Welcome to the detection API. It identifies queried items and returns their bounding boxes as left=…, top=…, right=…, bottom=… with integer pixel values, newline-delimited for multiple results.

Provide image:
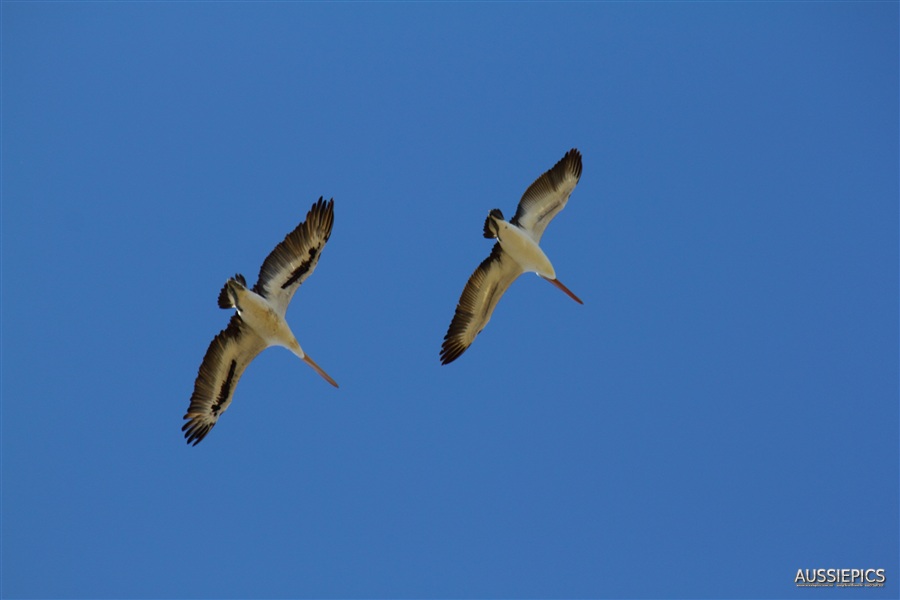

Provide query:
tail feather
left=217, top=274, right=246, bottom=309
left=483, top=209, right=504, bottom=239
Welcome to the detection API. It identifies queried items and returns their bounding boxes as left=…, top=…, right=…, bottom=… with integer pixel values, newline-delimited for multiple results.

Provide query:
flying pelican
left=183, top=197, right=338, bottom=445
left=440, top=148, right=584, bottom=365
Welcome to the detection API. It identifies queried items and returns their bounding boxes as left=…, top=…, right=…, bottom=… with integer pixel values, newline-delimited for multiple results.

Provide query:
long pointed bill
left=541, top=275, right=584, bottom=305
left=303, top=354, right=339, bottom=388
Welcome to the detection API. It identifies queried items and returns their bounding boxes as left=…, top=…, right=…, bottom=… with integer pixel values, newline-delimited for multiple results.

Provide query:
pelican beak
left=303, top=354, right=339, bottom=388
left=541, top=275, right=584, bottom=305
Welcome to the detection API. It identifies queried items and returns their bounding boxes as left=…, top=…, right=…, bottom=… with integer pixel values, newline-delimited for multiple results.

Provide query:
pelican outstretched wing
left=253, top=197, right=335, bottom=316
left=182, top=316, right=266, bottom=445
left=440, top=244, right=524, bottom=365
left=510, top=148, right=582, bottom=242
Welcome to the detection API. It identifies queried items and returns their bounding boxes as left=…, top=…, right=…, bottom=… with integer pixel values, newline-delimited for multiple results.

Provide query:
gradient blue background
left=2, top=2, right=897, bottom=598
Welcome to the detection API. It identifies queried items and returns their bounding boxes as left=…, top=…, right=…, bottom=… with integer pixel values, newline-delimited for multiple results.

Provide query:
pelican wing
left=440, top=243, right=524, bottom=364
left=182, top=315, right=267, bottom=445
left=510, top=148, right=582, bottom=242
left=253, top=197, right=335, bottom=315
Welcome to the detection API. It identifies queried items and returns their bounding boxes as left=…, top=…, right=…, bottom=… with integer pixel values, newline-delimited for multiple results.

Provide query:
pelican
left=440, top=149, right=584, bottom=365
left=183, top=197, right=338, bottom=445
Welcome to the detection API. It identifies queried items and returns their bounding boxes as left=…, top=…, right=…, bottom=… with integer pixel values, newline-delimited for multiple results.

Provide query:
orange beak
left=303, top=354, right=339, bottom=388
left=541, top=275, right=584, bottom=305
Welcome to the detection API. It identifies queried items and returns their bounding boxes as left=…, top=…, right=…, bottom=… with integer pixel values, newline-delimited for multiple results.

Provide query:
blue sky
left=2, top=2, right=897, bottom=598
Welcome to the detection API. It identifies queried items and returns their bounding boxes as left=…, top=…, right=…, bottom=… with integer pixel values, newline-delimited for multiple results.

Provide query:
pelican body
left=484, top=209, right=583, bottom=305
left=441, top=149, right=583, bottom=365
left=219, top=275, right=337, bottom=388
left=183, top=197, right=337, bottom=445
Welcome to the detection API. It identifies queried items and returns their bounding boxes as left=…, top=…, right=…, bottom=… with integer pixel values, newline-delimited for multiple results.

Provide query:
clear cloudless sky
left=2, top=2, right=897, bottom=599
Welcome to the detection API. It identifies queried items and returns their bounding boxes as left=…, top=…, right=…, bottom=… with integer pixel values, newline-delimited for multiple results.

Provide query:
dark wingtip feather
left=309, top=196, right=335, bottom=243
left=439, top=342, right=465, bottom=365
left=439, top=327, right=464, bottom=364
left=562, top=148, right=583, bottom=181
left=545, top=148, right=582, bottom=187
left=181, top=418, right=212, bottom=446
